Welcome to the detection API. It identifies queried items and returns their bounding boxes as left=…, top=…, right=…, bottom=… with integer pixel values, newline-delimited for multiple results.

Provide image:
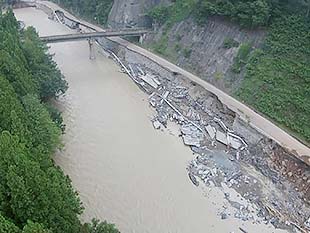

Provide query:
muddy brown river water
left=14, top=7, right=287, bottom=233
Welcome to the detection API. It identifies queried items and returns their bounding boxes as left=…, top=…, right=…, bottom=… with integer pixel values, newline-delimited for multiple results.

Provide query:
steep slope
left=143, top=17, right=265, bottom=93
left=108, top=0, right=170, bottom=28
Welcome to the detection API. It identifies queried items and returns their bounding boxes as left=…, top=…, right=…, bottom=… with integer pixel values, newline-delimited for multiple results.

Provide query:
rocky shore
left=96, top=38, right=310, bottom=232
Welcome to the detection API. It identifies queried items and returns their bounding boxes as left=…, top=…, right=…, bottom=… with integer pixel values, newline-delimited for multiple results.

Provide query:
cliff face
left=108, top=1, right=265, bottom=93
left=108, top=0, right=170, bottom=28
left=144, top=17, right=265, bottom=93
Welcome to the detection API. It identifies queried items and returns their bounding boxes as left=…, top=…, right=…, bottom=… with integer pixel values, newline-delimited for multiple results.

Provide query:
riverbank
left=14, top=6, right=285, bottom=233
left=15, top=2, right=310, bottom=233
left=47, top=4, right=310, bottom=231
left=97, top=35, right=310, bottom=232
left=35, top=0, right=310, bottom=167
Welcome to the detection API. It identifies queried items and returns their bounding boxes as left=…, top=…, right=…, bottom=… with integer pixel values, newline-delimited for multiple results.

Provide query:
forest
left=0, top=10, right=119, bottom=233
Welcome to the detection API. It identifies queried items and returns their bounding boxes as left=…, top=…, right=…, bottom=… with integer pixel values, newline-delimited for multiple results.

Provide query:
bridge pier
left=88, top=38, right=95, bottom=60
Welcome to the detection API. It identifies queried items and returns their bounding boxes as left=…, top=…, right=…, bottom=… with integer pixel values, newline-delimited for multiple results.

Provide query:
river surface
left=14, top=7, right=285, bottom=233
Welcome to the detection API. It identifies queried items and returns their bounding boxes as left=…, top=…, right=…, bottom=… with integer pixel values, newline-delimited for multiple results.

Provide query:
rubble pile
left=107, top=51, right=310, bottom=232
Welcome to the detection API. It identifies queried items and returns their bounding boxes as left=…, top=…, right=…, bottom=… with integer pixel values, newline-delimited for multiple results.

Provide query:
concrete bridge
left=40, top=29, right=148, bottom=59
left=40, top=29, right=149, bottom=43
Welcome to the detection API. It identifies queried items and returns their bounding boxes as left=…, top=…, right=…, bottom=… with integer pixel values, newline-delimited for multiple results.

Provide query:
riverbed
left=14, top=7, right=286, bottom=233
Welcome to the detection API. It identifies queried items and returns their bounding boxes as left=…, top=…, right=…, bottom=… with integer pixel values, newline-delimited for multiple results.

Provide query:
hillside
left=139, top=0, right=310, bottom=144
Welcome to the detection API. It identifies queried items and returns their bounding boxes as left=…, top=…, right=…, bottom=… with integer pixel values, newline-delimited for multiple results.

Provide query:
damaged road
left=105, top=50, right=310, bottom=233
left=41, top=5, right=310, bottom=231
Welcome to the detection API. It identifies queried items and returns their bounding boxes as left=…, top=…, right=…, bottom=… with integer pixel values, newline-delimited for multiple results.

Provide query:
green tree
left=0, top=214, right=20, bottom=233
left=21, top=27, right=68, bottom=100
left=22, top=221, right=51, bottom=233
left=22, top=95, right=61, bottom=155
left=0, top=132, right=82, bottom=233
left=82, top=219, right=120, bottom=233
left=0, top=76, right=29, bottom=139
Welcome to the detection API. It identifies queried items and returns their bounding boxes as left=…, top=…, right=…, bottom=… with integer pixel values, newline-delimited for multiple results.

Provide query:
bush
left=236, top=16, right=310, bottom=142
left=148, top=5, right=170, bottom=25
left=81, top=219, right=120, bottom=233
left=174, top=43, right=181, bottom=52
left=152, top=35, right=168, bottom=55
left=222, top=38, right=239, bottom=49
left=183, top=47, right=192, bottom=58
left=232, top=43, right=252, bottom=73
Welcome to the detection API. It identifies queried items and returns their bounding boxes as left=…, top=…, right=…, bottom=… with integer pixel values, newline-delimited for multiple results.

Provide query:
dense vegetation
left=0, top=10, right=119, bottom=233
left=149, top=0, right=310, bottom=28
left=51, top=0, right=114, bottom=25
left=237, top=16, right=310, bottom=142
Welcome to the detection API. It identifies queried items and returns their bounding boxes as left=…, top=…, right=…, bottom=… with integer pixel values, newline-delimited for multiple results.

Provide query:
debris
left=221, top=212, right=228, bottom=219
left=136, top=66, right=145, bottom=76
left=160, top=94, right=204, bottom=132
left=206, top=125, right=216, bottom=139
left=152, top=76, right=161, bottom=86
left=152, top=120, right=161, bottom=129
left=102, top=48, right=309, bottom=232
left=188, top=173, right=199, bottom=186
left=173, top=87, right=188, bottom=99
left=128, top=64, right=136, bottom=78
left=140, top=74, right=159, bottom=89
left=163, top=91, right=170, bottom=99
left=227, top=135, right=242, bottom=150
left=181, top=124, right=204, bottom=147
left=214, top=117, right=230, bottom=132
left=304, top=217, right=310, bottom=229
left=239, top=227, right=248, bottom=233
left=109, top=51, right=133, bottom=79
left=228, top=132, right=248, bottom=148
left=216, top=130, right=228, bottom=146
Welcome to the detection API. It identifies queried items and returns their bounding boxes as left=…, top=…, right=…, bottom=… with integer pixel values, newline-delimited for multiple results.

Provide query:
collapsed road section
left=97, top=40, right=310, bottom=232
left=34, top=3, right=310, bottom=232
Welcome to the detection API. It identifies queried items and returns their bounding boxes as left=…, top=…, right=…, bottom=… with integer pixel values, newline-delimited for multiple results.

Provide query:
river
left=14, top=6, right=286, bottom=233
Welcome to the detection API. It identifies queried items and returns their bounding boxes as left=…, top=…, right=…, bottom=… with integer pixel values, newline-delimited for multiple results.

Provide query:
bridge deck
left=40, top=29, right=149, bottom=43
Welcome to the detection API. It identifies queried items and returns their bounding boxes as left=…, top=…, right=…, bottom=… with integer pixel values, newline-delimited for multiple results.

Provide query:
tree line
left=0, top=10, right=119, bottom=233
left=149, top=0, right=310, bottom=28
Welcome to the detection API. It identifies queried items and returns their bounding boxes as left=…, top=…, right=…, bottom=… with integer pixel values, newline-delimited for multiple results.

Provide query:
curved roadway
left=38, top=0, right=310, bottom=166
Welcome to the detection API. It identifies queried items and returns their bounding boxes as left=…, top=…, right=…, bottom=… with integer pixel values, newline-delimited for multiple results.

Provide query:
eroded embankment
left=29, top=2, right=310, bottom=232
left=95, top=37, right=310, bottom=232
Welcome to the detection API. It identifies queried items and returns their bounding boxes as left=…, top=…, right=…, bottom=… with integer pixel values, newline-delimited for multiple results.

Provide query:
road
left=38, top=0, right=310, bottom=165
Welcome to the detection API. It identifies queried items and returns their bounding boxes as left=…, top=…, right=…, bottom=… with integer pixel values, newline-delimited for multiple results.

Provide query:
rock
left=188, top=173, right=199, bottom=186
left=181, top=124, right=204, bottom=147
left=305, top=217, right=310, bottom=228
left=182, top=135, right=201, bottom=147
left=163, top=91, right=170, bottom=99
left=221, top=212, right=228, bottom=219
left=152, top=120, right=161, bottom=129
left=140, top=74, right=159, bottom=89
left=206, top=124, right=216, bottom=139
left=216, top=130, right=228, bottom=145
left=227, top=135, right=242, bottom=150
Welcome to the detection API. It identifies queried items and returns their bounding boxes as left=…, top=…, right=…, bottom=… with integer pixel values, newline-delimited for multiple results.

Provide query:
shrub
left=232, top=43, right=252, bottom=73
left=222, top=38, right=239, bottom=49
